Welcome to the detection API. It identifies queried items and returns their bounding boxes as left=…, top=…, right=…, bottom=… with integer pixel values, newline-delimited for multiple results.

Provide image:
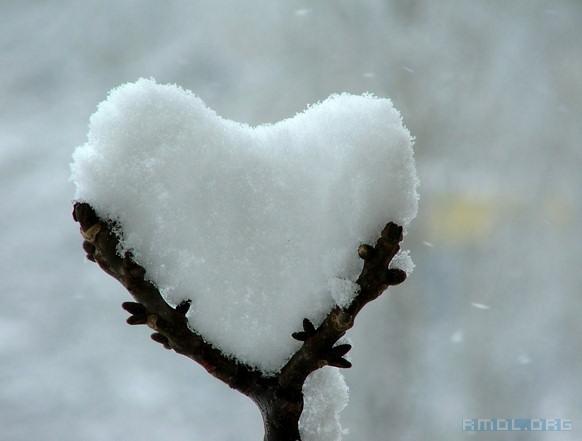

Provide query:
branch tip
left=127, top=315, right=147, bottom=325
left=330, top=343, right=352, bottom=357
left=382, top=222, right=403, bottom=242
left=302, top=318, right=316, bottom=334
left=291, top=331, right=308, bottom=341
left=176, top=300, right=191, bottom=315
left=122, top=301, right=147, bottom=315
left=357, top=244, right=375, bottom=260
left=328, top=357, right=352, bottom=369
left=73, top=202, right=98, bottom=230
left=151, top=332, right=171, bottom=349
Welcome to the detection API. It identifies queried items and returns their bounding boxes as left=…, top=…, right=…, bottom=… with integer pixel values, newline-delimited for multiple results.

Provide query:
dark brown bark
left=73, top=202, right=407, bottom=441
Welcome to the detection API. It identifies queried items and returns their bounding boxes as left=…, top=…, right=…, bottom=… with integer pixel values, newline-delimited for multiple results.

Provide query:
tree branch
left=279, top=222, right=406, bottom=393
left=73, top=202, right=407, bottom=440
left=73, top=202, right=267, bottom=396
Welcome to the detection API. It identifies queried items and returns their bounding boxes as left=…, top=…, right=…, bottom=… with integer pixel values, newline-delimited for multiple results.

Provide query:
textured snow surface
left=299, top=367, right=349, bottom=441
left=389, top=249, right=415, bottom=275
left=71, top=78, right=418, bottom=373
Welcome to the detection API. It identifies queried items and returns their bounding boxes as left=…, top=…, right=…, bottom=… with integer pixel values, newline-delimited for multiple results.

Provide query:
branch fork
left=73, top=202, right=408, bottom=440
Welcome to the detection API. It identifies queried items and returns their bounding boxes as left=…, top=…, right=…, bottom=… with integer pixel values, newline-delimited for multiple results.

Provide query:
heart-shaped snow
left=71, top=78, right=418, bottom=373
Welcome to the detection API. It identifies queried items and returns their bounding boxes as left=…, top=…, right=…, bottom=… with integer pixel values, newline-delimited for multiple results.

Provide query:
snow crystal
left=299, top=368, right=349, bottom=441
left=471, top=302, right=491, bottom=310
left=71, top=78, right=419, bottom=373
left=389, top=249, right=415, bottom=275
left=329, top=278, right=359, bottom=308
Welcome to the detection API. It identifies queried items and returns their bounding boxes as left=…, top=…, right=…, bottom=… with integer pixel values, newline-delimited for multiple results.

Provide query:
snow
left=471, top=302, right=491, bottom=310
left=329, top=278, right=360, bottom=308
left=294, top=8, right=312, bottom=17
left=389, top=249, right=415, bottom=275
left=450, top=329, right=464, bottom=344
left=299, top=367, right=349, bottom=441
left=71, top=78, right=419, bottom=373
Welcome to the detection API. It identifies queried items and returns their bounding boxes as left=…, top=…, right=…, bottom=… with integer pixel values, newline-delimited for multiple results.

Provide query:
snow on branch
left=70, top=79, right=418, bottom=440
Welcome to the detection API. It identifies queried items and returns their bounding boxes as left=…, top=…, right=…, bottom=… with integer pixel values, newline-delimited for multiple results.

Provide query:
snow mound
left=71, top=78, right=418, bottom=373
left=300, top=368, right=349, bottom=441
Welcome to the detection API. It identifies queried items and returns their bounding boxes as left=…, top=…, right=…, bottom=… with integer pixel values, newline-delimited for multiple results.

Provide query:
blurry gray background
left=1, top=1, right=581, bottom=440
